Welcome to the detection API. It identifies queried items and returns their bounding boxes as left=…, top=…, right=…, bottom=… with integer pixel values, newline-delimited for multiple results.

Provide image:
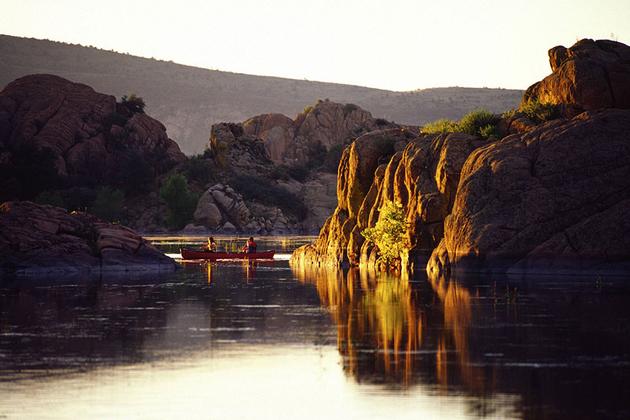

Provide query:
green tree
left=159, top=174, right=199, bottom=229
left=361, top=201, right=408, bottom=266
left=182, top=155, right=214, bottom=185
left=91, top=187, right=125, bottom=221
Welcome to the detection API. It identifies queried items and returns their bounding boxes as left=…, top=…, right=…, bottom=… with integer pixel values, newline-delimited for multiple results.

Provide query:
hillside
left=0, top=35, right=522, bottom=155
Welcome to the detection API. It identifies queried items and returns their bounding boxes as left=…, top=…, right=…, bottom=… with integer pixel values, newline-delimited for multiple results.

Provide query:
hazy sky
left=2, top=0, right=629, bottom=91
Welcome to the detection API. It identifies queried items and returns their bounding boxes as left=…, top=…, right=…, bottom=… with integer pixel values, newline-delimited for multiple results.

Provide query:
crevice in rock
left=32, top=95, right=67, bottom=141
left=563, top=230, right=579, bottom=254
left=598, top=62, right=617, bottom=107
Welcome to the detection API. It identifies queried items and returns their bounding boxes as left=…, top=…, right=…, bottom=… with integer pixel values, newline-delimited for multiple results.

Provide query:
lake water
left=1, top=236, right=630, bottom=419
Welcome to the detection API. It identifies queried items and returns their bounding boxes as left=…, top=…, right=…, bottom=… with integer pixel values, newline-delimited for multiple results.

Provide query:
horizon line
left=0, top=33, right=527, bottom=93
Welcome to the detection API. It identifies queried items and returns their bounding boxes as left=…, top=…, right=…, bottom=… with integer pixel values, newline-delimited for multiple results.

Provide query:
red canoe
left=180, top=248, right=275, bottom=261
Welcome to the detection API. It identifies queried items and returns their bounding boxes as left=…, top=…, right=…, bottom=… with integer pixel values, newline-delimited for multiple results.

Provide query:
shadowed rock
left=0, top=74, right=185, bottom=199
left=0, top=201, right=178, bottom=275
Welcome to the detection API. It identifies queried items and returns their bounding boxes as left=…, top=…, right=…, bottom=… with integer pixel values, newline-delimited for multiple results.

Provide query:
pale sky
left=2, top=0, right=629, bottom=91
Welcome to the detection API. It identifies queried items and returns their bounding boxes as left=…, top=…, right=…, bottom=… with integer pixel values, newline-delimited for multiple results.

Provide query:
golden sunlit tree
left=361, top=201, right=408, bottom=266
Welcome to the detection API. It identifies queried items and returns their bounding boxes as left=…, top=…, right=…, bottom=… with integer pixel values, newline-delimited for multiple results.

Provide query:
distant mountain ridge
left=0, top=34, right=523, bottom=155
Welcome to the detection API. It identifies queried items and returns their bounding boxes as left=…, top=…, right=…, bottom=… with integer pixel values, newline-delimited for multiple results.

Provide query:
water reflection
left=207, top=262, right=213, bottom=284
left=292, top=263, right=630, bottom=419
left=292, top=264, right=469, bottom=388
left=2, top=235, right=630, bottom=419
left=0, top=261, right=326, bottom=378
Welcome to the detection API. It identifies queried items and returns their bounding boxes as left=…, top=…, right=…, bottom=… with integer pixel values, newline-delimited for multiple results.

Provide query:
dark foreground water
left=1, top=236, right=630, bottom=419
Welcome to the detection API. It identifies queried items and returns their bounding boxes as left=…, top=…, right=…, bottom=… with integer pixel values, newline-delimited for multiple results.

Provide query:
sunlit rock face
left=291, top=128, right=414, bottom=267
left=428, top=109, right=630, bottom=276
left=295, top=39, right=630, bottom=276
left=291, top=129, right=486, bottom=269
left=241, top=100, right=397, bottom=166
left=0, top=201, right=178, bottom=275
left=0, top=74, right=185, bottom=189
left=242, top=113, right=295, bottom=163
left=522, top=39, right=630, bottom=112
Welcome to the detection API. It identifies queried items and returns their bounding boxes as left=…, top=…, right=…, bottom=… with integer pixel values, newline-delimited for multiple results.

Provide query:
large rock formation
left=241, top=113, right=295, bottom=163
left=204, top=100, right=399, bottom=234
left=294, top=39, right=630, bottom=276
left=0, top=201, right=178, bottom=275
left=522, top=39, right=630, bottom=111
left=292, top=129, right=424, bottom=266
left=0, top=74, right=186, bottom=200
left=241, top=100, right=397, bottom=166
left=428, top=109, right=630, bottom=276
left=292, top=128, right=488, bottom=269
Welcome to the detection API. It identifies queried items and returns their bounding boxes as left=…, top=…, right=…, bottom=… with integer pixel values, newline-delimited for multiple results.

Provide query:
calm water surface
left=1, top=236, right=630, bottom=419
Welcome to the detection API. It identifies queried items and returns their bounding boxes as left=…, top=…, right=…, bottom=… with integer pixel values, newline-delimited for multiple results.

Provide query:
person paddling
left=207, top=236, right=217, bottom=252
left=243, top=237, right=257, bottom=253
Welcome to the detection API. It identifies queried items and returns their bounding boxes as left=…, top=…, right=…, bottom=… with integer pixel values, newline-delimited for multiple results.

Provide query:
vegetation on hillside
left=231, top=174, right=308, bottom=221
left=121, top=94, right=146, bottom=114
left=181, top=154, right=215, bottom=186
left=0, top=35, right=523, bottom=155
left=159, top=173, right=199, bottom=229
left=90, top=187, right=125, bottom=222
left=421, top=109, right=500, bottom=138
left=518, top=98, right=560, bottom=123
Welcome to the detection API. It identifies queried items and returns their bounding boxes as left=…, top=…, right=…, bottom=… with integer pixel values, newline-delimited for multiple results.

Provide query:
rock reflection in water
left=292, top=263, right=491, bottom=395
left=429, top=273, right=488, bottom=395
left=293, top=262, right=630, bottom=419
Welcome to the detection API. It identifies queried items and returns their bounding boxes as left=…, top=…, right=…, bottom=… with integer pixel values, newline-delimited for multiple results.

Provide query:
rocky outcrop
left=290, top=127, right=477, bottom=268
left=241, top=100, right=397, bottom=166
left=293, top=39, right=630, bottom=275
left=0, top=74, right=186, bottom=200
left=242, top=113, right=295, bottom=163
left=0, top=201, right=178, bottom=275
left=292, top=129, right=488, bottom=269
left=209, top=122, right=272, bottom=174
left=428, top=109, right=630, bottom=276
left=206, top=101, right=394, bottom=234
left=193, top=183, right=250, bottom=231
left=190, top=183, right=300, bottom=235
left=522, top=39, right=630, bottom=111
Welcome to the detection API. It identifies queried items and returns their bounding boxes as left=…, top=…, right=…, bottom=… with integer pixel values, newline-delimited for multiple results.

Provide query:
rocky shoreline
left=0, top=201, right=178, bottom=276
left=292, top=39, right=630, bottom=277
